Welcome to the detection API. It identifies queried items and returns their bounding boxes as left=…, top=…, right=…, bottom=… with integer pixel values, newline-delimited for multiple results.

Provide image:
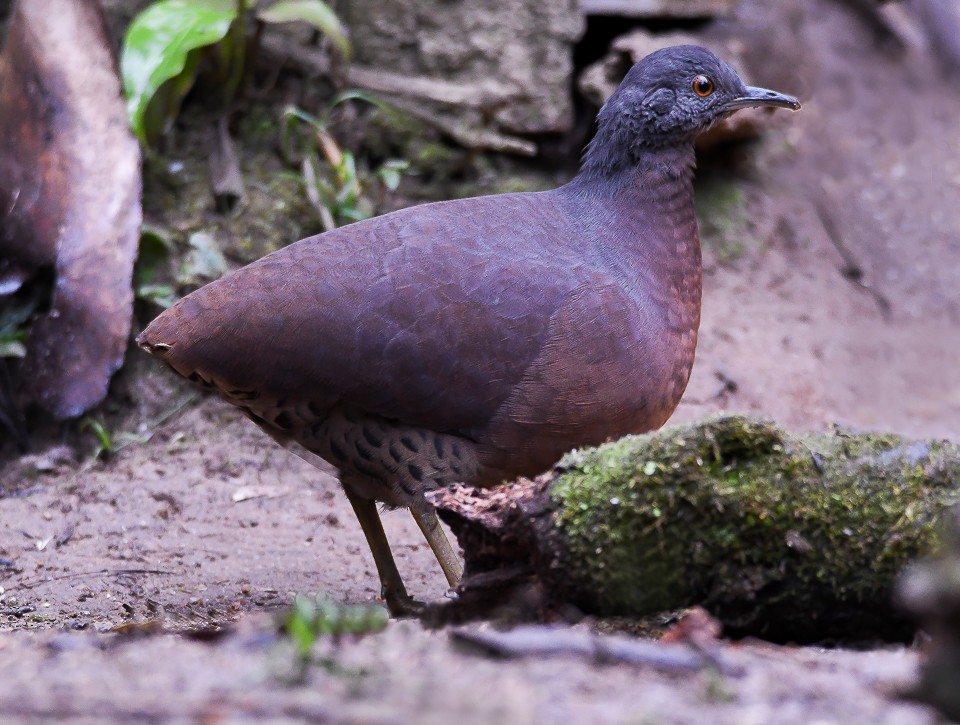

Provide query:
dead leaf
left=0, top=0, right=142, bottom=419
left=660, top=606, right=723, bottom=646
left=209, top=116, right=245, bottom=213
left=232, top=485, right=287, bottom=503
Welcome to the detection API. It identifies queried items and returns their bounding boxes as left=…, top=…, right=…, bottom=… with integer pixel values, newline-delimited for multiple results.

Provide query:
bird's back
left=145, top=193, right=573, bottom=421
left=140, top=180, right=699, bottom=486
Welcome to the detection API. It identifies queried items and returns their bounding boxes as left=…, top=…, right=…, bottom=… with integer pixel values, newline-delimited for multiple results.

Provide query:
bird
left=138, top=45, right=800, bottom=615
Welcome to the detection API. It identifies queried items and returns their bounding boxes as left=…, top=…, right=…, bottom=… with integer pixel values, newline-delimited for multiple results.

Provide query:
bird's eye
left=692, top=75, right=714, bottom=97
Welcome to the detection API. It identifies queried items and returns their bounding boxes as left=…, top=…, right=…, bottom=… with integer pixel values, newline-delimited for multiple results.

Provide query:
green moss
left=550, top=415, right=960, bottom=639
left=359, top=108, right=467, bottom=180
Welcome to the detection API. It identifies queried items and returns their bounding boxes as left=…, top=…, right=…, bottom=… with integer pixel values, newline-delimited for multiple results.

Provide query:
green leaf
left=338, top=207, right=369, bottom=223
left=0, top=281, right=46, bottom=354
left=0, top=339, right=26, bottom=359
left=121, top=0, right=238, bottom=145
left=282, top=105, right=324, bottom=131
left=0, top=303, right=35, bottom=337
left=376, top=160, right=408, bottom=191
left=136, top=284, right=179, bottom=309
left=377, top=167, right=400, bottom=191
left=324, top=89, right=389, bottom=115
left=135, top=224, right=176, bottom=286
left=139, top=224, right=177, bottom=255
left=257, top=0, right=351, bottom=60
left=286, top=596, right=318, bottom=656
left=80, top=418, right=114, bottom=459
left=317, top=89, right=394, bottom=129
left=335, top=152, right=359, bottom=200
left=178, top=231, right=230, bottom=286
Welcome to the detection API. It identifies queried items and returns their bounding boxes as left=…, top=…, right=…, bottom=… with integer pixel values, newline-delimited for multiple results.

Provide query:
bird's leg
left=411, top=505, right=463, bottom=588
left=342, top=486, right=423, bottom=617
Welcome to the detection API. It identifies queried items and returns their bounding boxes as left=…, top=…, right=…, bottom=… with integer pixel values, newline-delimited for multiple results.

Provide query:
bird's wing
left=476, top=274, right=681, bottom=477
left=143, top=191, right=595, bottom=433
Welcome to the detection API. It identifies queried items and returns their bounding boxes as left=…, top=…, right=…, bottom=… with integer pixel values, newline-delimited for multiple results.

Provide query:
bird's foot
left=383, top=586, right=426, bottom=618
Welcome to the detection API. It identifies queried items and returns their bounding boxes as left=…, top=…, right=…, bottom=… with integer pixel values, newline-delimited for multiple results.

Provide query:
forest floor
left=1, top=0, right=959, bottom=722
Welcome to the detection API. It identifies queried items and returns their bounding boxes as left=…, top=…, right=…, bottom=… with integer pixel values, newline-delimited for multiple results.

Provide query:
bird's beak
left=724, top=86, right=801, bottom=112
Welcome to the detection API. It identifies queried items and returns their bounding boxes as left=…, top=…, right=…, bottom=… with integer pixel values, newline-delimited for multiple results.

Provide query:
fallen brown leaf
left=0, top=0, right=142, bottom=419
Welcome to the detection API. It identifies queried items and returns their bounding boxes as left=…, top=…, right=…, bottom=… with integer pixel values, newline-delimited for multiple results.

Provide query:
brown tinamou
left=138, top=45, right=800, bottom=615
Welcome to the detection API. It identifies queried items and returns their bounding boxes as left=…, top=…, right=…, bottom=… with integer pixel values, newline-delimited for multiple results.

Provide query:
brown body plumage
left=139, top=46, right=799, bottom=613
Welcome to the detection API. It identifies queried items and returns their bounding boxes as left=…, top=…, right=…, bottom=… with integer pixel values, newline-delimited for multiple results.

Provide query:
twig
left=383, top=96, right=537, bottom=156
left=451, top=625, right=745, bottom=676
left=15, top=567, right=176, bottom=590
left=258, top=33, right=537, bottom=155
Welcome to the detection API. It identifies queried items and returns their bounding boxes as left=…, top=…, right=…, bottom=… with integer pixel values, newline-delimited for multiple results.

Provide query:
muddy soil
left=0, top=401, right=940, bottom=724
left=1, top=0, right=958, bottom=722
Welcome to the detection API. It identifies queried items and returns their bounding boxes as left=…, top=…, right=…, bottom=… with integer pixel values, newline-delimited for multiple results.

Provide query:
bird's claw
left=383, top=587, right=426, bottom=618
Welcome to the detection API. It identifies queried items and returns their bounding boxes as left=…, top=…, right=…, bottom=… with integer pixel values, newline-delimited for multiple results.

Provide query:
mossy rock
left=550, top=415, right=960, bottom=641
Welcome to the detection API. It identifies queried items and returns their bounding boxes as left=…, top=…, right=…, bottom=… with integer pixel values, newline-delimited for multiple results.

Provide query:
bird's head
left=582, top=45, right=800, bottom=176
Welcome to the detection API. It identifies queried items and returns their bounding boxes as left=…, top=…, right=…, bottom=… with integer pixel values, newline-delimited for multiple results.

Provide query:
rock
left=332, top=0, right=584, bottom=141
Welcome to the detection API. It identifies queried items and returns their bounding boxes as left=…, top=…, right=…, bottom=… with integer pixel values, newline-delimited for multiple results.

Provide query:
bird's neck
left=562, top=139, right=702, bottom=421
left=560, top=138, right=702, bottom=324
left=569, top=140, right=697, bottom=198
left=562, top=142, right=700, bottom=263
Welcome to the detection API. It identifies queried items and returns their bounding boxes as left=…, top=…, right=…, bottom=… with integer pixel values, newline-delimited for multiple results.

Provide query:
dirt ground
left=2, top=0, right=959, bottom=722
